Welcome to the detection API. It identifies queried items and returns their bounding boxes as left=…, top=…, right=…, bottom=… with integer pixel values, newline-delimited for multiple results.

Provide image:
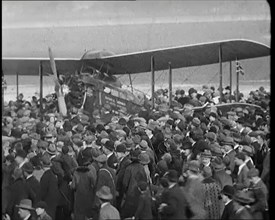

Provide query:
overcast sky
left=3, top=1, right=270, bottom=28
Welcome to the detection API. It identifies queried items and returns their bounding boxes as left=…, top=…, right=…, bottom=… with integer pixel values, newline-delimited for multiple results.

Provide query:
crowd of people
left=2, top=83, right=270, bottom=220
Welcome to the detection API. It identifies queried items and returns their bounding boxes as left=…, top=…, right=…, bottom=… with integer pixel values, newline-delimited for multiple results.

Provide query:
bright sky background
left=3, top=1, right=270, bottom=28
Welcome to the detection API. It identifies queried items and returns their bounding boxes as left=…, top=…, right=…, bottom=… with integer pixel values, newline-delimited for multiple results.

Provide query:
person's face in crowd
left=182, top=148, right=191, bottom=157
left=209, top=116, right=215, bottom=122
left=234, top=157, right=243, bottom=166
left=176, top=93, right=181, bottom=98
left=201, top=156, right=211, bottom=165
left=145, top=129, right=153, bottom=139
left=224, top=145, right=233, bottom=153
left=18, top=94, right=24, bottom=101
left=248, top=176, right=258, bottom=185
left=18, top=208, right=30, bottom=219
left=35, top=208, right=44, bottom=216
left=49, top=116, right=55, bottom=123
left=116, top=152, right=125, bottom=160
left=191, top=92, right=197, bottom=99
left=102, top=146, right=111, bottom=155
left=31, top=139, right=38, bottom=147
left=15, top=156, right=24, bottom=165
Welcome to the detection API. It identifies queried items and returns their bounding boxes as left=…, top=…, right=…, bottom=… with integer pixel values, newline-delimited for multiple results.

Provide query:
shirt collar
left=225, top=199, right=232, bottom=206
left=107, top=152, right=113, bottom=159
left=26, top=174, right=33, bottom=180
left=23, top=213, right=31, bottom=220
left=101, top=202, right=110, bottom=209
left=238, top=162, right=246, bottom=175
left=19, top=159, right=28, bottom=169
left=168, top=183, right=177, bottom=189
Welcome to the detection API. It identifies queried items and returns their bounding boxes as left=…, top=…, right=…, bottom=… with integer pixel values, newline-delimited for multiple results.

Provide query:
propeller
left=48, top=47, right=67, bottom=116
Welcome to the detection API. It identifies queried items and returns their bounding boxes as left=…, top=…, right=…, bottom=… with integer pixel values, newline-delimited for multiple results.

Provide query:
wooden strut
left=168, top=62, right=172, bottom=108
left=16, top=72, right=19, bottom=100
left=151, top=56, right=155, bottom=109
left=128, top=72, right=134, bottom=94
left=39, top=61, right=43, bottom=120
left=229, top=61, right=232, bottom=103
left=236, top=57, right=239, bottom=102
left=219, top=44, right=223, bottom=104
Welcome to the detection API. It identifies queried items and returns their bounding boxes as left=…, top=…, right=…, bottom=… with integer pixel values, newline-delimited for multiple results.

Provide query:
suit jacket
left=40, top=168, right=59, bottom=220
left=99, top=202, right=120, bottom=220
left=6, top=178, right=35, bottom=220
left=160, top=184, right=189, bottom=219
left=235, top=164, right=250, bottom=189
left=260, top=150, right=270, bottom=189
left=221, top=200, right=238, bottom=220
left=107, top=153, right=119, bottom=170
left=26, top=175, right=41, bottom=205
left=232, top=206, right=253, bottom=220
left=116, top=157, right=131, bottom=196
left=37, top=211, right=53, bottom=220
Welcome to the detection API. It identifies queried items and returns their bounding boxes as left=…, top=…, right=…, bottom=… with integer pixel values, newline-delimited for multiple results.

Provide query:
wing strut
left=219, top=44, right=223, bottom=104
left=151, top=56, right=155, bottom=109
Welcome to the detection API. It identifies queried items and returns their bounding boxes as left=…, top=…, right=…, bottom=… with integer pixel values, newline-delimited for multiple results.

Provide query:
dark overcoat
left=40, top=168, right=60, bottom=220
left=121, top=160, right=147, bottom=218
left=26, top=175, right=41, bottom=205
left=6, top=178, right=35, bottom=220
left=71, top=164, right=97, bottom=220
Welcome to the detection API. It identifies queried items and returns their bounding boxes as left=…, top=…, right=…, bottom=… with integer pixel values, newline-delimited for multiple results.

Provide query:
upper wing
left=2, top=39, right=270, bottom=76
left=83, top=39, right=270, bottom=75
left=2, top=58, right=82, bottom=76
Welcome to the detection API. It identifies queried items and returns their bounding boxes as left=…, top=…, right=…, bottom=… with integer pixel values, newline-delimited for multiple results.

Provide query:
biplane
left=2, top=39, right=270, bottom=116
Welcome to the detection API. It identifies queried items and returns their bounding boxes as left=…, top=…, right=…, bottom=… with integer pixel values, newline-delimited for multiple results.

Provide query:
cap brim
left=16, top=205, right=34, bottom=210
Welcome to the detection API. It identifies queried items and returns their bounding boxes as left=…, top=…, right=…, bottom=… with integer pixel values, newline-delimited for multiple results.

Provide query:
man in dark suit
left=3, top=199, right=36, bottom=220
left=115, top=144, right=131, bottom=210
left=121, top=149, right=147, bottom=219
left=158, top=169, right=189, bottom=219
left=5, top=168, right=36, bottom=220
left=220, top=185, right=238, bottom=220
left=22, top=162, right=41, bottom=206
left=40, top=157, right=60, bottom=220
